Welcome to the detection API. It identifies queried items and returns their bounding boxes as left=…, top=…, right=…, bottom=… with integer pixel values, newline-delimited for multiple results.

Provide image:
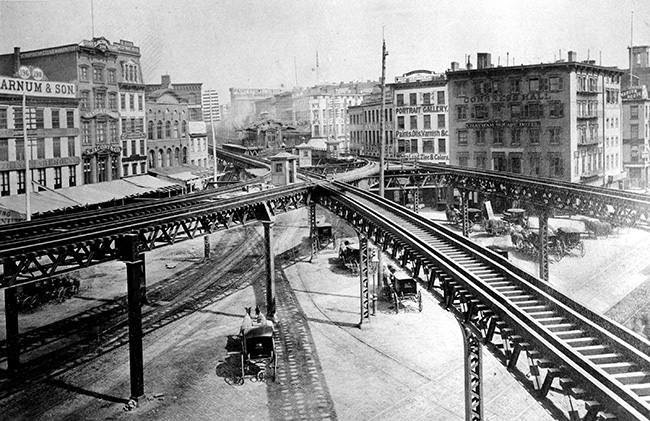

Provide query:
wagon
left=237, top=325, right=276, bottom=383
left=338, top=240, right=360, bottom=273
left=388, top=271, right=422, bottom=313
left=484, top=218, right=509, bottom=236
left=316, top=223, right=334, bottom=249
left=502, top=208, right=529, bottom=228
left=510, top=227, right=564, bottom=262
left=556, top=226, right=586, bottom=257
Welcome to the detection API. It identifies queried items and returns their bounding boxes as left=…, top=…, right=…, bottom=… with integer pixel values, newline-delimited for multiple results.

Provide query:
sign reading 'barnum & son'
left=0, top=76, right=76, bottom=98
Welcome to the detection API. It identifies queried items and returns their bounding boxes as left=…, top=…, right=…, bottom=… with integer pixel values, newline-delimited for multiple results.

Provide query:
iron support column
left=263, top=221, right=276, bottom=318
left=308, top=202, right=318, bottom=262
left=461, top=324, right=484, bottom=421
left=461, top=189, right=470, bottom=237
left=358, top=233, right=370, bottom=327
left=413, top=186, right=420, bottom=214
left=204, top=235, right=210, bottom=259
left=3, top=259, right=19, bottom=375
left=538, top=209, right=549, bottom=281
left=118, top=234, right=145, bottom=401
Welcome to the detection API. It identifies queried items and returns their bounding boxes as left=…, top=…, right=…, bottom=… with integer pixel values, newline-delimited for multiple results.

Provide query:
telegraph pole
left=375, top=34, right=388, bottom=314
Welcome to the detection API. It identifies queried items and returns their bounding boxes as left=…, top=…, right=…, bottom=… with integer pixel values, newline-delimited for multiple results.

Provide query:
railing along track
left=319, top=180, right=650, bottom=420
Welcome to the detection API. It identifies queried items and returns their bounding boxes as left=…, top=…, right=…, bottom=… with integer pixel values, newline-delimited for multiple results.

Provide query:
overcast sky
left=1, top=0, right=650, bottom=103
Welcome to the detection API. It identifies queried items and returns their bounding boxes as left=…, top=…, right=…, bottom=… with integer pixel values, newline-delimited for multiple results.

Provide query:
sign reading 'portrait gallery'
left=0, top=76, right=76, bottom=99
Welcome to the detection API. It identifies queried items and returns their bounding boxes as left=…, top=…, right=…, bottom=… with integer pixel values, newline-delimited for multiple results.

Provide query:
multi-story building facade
left=0, top=37, right=148, bottom=184
left=389, top=70, right=449, bottom=163
left=621, top=86, right=650, bottom=188
left=308, top=82, right=374, bottom=153
left=145, top=77, right=209, bottom=170
left=348, top=90, right=393, bottom=156
left=0, top=62, right=80, bottom=198
left=447, top=52, right=625, bottom=186
left=146, top=75, right=203, bottom=121
left=229, top=88, right=283, bottom=125
left=115, top=40, right=147, bottom=178
left=623, top=45, right=650, bottom=90
left=202, top=89, right=220, bottom=124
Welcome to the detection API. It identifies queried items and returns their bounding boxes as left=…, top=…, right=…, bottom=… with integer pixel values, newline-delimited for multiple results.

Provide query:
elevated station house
left=389, top=70, right=449, bottom=165
left=621, top=85, right=650, bottom=189
left=347, top=86, right=394, bottom=156
left=0, top=38, right=151, bottom=185
left=447, top=52, right=626, bottom=194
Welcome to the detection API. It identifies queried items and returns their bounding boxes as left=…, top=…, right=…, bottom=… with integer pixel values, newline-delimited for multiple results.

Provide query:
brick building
left=621, top=86, right=650, bottom=188
left=447, top=52, right=625, bottom=186
left=0, top=64, right=80, bottom=197
left=348, top=89, right=393, bottom=156
left=389, top=70, right=449, bottom=163
left=146, top=75, right=203, bottom=121
left=0, top=37, right=149, bottom=184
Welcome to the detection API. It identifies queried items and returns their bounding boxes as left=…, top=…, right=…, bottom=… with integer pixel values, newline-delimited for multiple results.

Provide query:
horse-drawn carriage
left=502, top=208, right=529, bottom=228
left=384, top=269, right=422, bottom=313
left=555, top=226, right=586, bottom=257
left=510, top=227, right=564, bottom=262
left=235, top=324, right=277, bottom=384
left=315, top=223, right=335, bottom=249
left=339, top=240, right=360, bottom=273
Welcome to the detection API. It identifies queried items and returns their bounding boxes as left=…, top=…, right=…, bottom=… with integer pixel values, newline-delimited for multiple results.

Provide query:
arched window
left=165, top=121, right=171, bottom=138
left=147, top=121, right=154, bottom=140
left=182, top=120, right=187, bottom=136
left=156, top=121, right=163, bottom=139
left=173, top=121, right=179, bottom=138
left=166, top=148, right=172, bottom=166
left=148, top=150, right=156, bottom=168
left=174, top=147, right=180, bottom=166
left=157, top=149, right=163, bottom=167
left=182, top=146, right=188, bottom=164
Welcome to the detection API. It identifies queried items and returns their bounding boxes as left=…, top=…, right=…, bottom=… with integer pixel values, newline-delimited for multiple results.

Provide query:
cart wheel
left=393, top=292, right=399, bottom=314
left=417, top=291, right=422, bottom=312
left=235, top=376, right=244, bottom=385
left=256, top=370, right=265, bottom=381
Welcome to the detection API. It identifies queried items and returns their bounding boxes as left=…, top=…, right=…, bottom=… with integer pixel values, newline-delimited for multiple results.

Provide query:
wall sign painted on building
left=465, top=120, right=541, bottom=129
left=621, top=87, right=648, bottom=100
left=463, top=92, right=551, bottom=103
left=400, top=153, right=449, bottom=161
left=0, top=156, right=80, bottom=171
left=396, top=129, right=448, bottom=138
left=83, top=144, right=122, bottom=156
left=0, top=76, right=76, bottom=98
left=396, top=105, right=448, bottom=114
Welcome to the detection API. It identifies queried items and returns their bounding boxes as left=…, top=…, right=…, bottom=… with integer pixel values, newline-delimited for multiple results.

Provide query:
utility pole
left=22, top=92, right=31, bottom=221
left=375, top=33, right=388, bottom=315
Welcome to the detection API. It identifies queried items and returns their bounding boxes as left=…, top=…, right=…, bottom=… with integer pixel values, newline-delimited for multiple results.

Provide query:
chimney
left=466, top=57, right=473, bottom=70
left=451, top=61, right=460, bottom=71
left=568, top=51, right=577, bottom=62
left=477, top=53, right=492, bottom=69
left=13, top=47, right=21, bottom=74
left=161, top=74, right=171, bottom=88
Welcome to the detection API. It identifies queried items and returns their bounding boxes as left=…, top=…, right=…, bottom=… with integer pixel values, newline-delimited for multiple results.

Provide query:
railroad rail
left=0, top=182, right=310, bottom=288
left=0, top=178, right=269, bottom=242
left=316, top=180, right=650, bottom=420
left=358, top=157, right=650, bottom=226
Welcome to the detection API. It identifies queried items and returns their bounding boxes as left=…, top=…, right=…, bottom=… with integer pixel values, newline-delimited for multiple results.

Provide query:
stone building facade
left=447, top=52, right=625, bottom=186
left=348, top=94, right=393, bottom=156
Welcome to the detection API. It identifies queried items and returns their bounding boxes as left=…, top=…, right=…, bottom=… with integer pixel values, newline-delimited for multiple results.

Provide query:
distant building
left=447, top=52, right=625, bottom=186
left=0, top=53, right=80, bottom=197
left=389, top=70, right=449, bottom=163
left=229, top=88, right=283, bottom=125
left=146, top=75, right=203, bottom=121
left=188, top=121, right=209, bottom=168
left=348, top=89, right=393, bottom=156
left=622, top=45, right=650, bottom=90
left=145, top=86, right=191, bottom=170
left=621, top=86, right=650, bottom=188
left=202, top=89, right=220, bottom=123
left=0, top=37, right=148, bottom=184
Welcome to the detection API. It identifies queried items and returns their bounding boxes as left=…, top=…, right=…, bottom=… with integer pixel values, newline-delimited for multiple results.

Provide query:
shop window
left=0, top=172, right=9, bottom=196
left=54, top=167, right=62, bottom=189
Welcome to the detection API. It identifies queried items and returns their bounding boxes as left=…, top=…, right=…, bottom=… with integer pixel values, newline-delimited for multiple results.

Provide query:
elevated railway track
left=315, top=180, right=650, bottom=420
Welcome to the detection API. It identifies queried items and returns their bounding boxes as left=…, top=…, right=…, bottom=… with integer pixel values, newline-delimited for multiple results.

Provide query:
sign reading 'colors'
left=0, top=76, right=76, bottom=99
